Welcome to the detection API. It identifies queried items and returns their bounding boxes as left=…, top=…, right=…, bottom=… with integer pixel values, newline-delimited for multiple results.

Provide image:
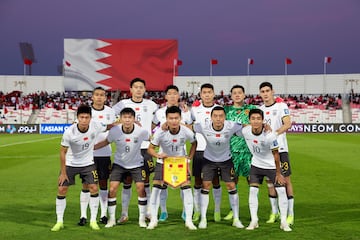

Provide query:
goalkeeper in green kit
left=223, top=85, right=257, bottom=220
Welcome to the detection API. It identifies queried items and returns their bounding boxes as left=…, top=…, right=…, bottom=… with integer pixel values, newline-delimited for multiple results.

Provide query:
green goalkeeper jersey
left=224, top=104, right=257, bottom=177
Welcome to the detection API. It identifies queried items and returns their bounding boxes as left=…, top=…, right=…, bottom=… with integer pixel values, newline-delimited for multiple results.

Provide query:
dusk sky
left=1, top=0, right=360, bottom=76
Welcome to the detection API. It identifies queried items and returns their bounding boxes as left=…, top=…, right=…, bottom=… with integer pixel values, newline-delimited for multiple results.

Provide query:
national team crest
left=163, top=157, right=188, bottom=188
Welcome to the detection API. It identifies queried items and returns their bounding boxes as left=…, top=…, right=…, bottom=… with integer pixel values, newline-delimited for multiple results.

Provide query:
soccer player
left=112, top=78, right=158, bottom=223
left=79, top=87, right=116, bottom=226
left=242, top=108, right=291, bottom=232
left=223, top=85, right=257, bottom=220
left=190, top=83, right=222, bottom=222
left=51, top=105, right=115, bottom=232
left=152, top=85, right=192, bottom=222
left=147, top=106, right=197, bottom=230
left=193, top=106, right=244, bottom=229
left=94, top=108, right=150, bottom=228
left=259, top=81, right=294, bottom=226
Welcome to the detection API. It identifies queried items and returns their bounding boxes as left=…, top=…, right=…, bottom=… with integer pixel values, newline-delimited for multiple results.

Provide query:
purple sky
left=1, top=0, right=360, bottom=76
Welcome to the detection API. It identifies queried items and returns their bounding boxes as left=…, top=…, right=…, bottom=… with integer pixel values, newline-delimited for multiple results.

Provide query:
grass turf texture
left=0, top=133, right=359, bottom=240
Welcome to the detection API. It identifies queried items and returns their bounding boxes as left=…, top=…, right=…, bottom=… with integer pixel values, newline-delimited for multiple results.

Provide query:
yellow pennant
left=163, top=157, right=188, bottom=188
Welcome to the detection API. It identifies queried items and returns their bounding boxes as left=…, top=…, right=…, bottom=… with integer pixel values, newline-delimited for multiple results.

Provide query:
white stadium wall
left=0, top=74, right=359, bottom=95
left=174, top=74, right=360, bottom=95
left=0, top=75, right=64, bottom=94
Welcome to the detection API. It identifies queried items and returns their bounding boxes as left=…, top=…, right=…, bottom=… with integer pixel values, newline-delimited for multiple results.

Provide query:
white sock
left=107, top=198, right=117, bottom=221
left=145, top=183, right=151, bottom=216
left=99, top=189, right=108, bottom=217
left=228, top=189, right=239, bottom=219
left=275, top=187, right=288, bottom=224
left=138, top=197, right=147, bottom=221
left=182, top=187, right=194, bottom=223
left=249, top=187, right=259, bottom=222
left=149, top=186, right=161, bottom=222
left=89, top=194, right=100, bottom=222
left=200, top=190, right=209, bottom=220
left=160, top=186, right=168, bottom=213
left=80, top=190, right=90, bottom=219
left=121, top=185, right=132, bottom=216
left=269, top=195, right=279, bottom=214
left=56, top=197, right=66, bottom=223
left=193, top=187, right=201, bottom=213
left=213, top=185, right=222, bottom=213
left=288, top=197, right=294, bottom=216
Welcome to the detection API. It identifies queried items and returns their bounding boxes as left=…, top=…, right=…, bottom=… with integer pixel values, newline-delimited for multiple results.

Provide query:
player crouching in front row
left=242, top=109, right=292, bottom=232
left=94, top=107, right=150, bottom=228
left=146, top=106, right=198, bottom=230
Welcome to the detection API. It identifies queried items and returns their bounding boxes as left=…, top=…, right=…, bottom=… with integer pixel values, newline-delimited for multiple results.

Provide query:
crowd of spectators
left=1, top=90, right=359, bottom=113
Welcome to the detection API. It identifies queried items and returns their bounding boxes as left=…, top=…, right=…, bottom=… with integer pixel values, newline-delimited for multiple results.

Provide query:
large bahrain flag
left=64, top=39, right=178, bottom=91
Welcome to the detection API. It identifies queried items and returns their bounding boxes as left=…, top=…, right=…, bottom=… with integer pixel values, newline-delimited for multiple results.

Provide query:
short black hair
left=259, top=82, right=273, bottom=90
left=165, top=85, right=179, bottom=93
left=130, top=78, right=146, bottom=87
left=200, top=83, right=214, bottom=91
left=77, top=104, right=92, bottom=117
left=249, top=108, right=264, bottom=119
left=166, top=105, right=182, bottom=117
left=230, top=85, right=245, bottom=93
left=120, top=107, right=135, bottom=117
left=92, top=86, right=106, bottom=94
left=211, top=106, right=226, bottom=116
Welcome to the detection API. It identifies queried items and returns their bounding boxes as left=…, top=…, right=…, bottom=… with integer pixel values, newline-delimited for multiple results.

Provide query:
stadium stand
left=0, top=91, right=359, bottom=124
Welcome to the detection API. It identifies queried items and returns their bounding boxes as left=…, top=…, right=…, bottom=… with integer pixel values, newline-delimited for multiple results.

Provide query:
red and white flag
left=324, top=56, right=332, bottom=64
left=285, top=58, right=292, bottom=65
left=211, top=59, right=218, bottom=65
left=64, top=39, right=178, bottom=91
left=248, top=58, right=254, bottom=65
left=174, top=59, right=183, bottom=66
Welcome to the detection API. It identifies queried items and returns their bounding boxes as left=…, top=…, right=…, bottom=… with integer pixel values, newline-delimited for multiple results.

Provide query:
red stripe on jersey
left=206, top=111, right=210, bottom=114
left=266, top=111, right=270, bottom=115
left=135, top=107, right=140, bottom=111
left=253, top=140, right=258, bottom=144
left=99, top=115, right=104, bottom=119
left=178, top=164, right=183, bottom=168
left=83, top=137, right=88, bottom=141
left=216, top=134, right=221, bottom=137
left=172, top=139, right=177, bottom=142
left=125, top=138, right=131, bottom=142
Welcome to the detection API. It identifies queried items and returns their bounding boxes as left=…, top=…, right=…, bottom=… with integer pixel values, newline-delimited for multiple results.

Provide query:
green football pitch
left=0, top=133, right=359, bottom=240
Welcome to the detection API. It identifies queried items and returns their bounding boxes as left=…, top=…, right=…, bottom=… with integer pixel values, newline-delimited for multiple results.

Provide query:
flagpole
left=285, top=61, right=287, bottom=75
left=247, top=62, right=250, bottom=76
left=323, top=57, right=326, bottom=94
left=210, top=61, right=213, bottom=76
left=173, top=59, right=176, bottom=77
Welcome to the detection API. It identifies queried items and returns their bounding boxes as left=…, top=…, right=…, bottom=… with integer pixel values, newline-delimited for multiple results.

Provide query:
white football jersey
left=242, top=125, right=279, bottom=169
left=190, top=103, right=218, bottom=151
left=113, top=98, right=158, bottom=149
left=193, top=120, right=242, bottom=162
left=151, top=125, right=196, bottom=164
left=92, top=105, right=116, bottom=157
left=107, top=124, right=149, bottom=169
left=260, top=102, right=290, bottom=153
left=153, top=105, right=192, bottom=126
left=61, top=121, right=107, bottom=167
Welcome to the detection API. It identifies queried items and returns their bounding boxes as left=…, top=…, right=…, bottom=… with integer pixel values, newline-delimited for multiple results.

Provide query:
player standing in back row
left=78, top=87, right=116, bottom=226
left=152, top=85, right=192, bottom=222
left=190, top=83, right=223, bottom=223
left=112, top=78, right=158, bottom=223
left=259, top=82, right=295, bottom=226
